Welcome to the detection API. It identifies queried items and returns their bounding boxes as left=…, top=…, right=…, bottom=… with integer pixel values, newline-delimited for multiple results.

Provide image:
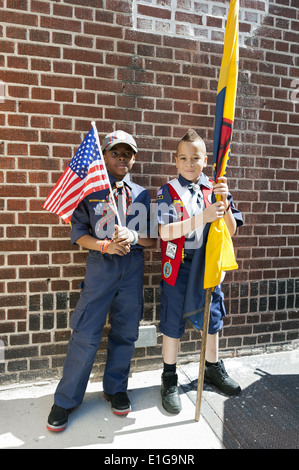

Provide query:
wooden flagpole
left=195, top=287, right=212, bottom=421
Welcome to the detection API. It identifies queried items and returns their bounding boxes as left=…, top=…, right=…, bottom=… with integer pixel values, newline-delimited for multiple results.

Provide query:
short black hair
left=177, top=129, right=206, bottom=154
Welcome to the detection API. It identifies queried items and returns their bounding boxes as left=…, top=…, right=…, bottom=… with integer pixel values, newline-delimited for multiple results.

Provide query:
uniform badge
left=157, top=188, right=164, bottom=200
left=163, top=261, right=172, bottom=278
left=94, top=201, right=106, bottom=215
left=173, top=199, right=184, bottom=219
left=165, top=241, right=177, bottom=260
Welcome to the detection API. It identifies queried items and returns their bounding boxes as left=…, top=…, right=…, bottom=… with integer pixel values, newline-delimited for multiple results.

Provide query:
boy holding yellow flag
left=156, top=129, right=243, bottom=414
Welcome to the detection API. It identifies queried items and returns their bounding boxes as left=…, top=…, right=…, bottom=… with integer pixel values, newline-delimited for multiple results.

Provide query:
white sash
left=168, top=179, right=193, bottom=217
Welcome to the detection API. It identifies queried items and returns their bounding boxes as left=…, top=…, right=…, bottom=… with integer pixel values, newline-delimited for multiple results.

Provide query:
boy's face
left=175, top=141, right=207, bottom=183
left=104, top=143, right=136, bottom=180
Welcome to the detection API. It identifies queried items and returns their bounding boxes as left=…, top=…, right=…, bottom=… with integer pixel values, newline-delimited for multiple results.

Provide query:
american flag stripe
left=59, top=194, right=83, bottom=220
left=60, top=171, right=108, bottom=222
left=83, top=168, right=107, bottom=187
left=43, top=168, right=77, bottom=211
left=61, top=207, right=77, bottom=223
left=57, top=165, right=105, bottom=214
left=80, top=162, right=107, bottom=191
left=43, top=170, right=69, bottom=210
left=54, top=181, right=83, bottom=214
left=47, top=173, right=81, bottom=213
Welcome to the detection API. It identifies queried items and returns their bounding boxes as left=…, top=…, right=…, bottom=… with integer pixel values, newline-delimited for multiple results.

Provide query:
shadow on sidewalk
left=181, top=367, right=299, bottom=449
left=0, top=379, right=218, bottom=449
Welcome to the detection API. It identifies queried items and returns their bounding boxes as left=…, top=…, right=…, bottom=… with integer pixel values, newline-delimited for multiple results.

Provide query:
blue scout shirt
left=157, top=173, right=243, bottom=254
left=157, top=173, right=244, bottom=336
left=70, top=172, right=151, bottom=249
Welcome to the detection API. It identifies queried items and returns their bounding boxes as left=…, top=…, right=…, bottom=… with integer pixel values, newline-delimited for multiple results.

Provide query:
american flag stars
left=69, top=134, right=100, bottom=180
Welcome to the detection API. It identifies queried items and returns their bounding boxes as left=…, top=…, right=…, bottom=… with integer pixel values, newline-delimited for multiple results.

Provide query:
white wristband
left=130, top=230, right=138, bottom=245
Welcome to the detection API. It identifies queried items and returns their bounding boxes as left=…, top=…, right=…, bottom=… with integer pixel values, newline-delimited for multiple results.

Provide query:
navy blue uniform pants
left=54, top=249, right=144, bottom=409
left=159, top=257, right=225, bottom=339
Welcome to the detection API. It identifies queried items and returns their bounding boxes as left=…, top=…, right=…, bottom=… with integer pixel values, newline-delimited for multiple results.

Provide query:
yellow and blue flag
left=183, top=0, right=239, bottom=330
left=204, top=0, right=239, bottom=289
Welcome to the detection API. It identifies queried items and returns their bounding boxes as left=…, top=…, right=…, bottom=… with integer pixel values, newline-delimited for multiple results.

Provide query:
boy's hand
left=213, top=176, right=230, bottom=210
left=203, top=201, right=225, bottom=223
left=107, top=240, right=130, bottom=256
left=112, top=225, right=135, bottom=245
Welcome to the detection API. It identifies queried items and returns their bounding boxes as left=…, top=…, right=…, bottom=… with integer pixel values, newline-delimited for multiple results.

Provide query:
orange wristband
left=99, top=239, right=112, bottom=254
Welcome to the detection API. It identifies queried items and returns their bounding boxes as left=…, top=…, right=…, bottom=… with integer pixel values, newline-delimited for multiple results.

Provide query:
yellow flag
left=204, top=0, right=239, bottom=289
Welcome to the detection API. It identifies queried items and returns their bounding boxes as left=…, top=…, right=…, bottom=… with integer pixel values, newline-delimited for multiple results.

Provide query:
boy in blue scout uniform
left=157, top=129, right=243, bottom=413
left=47, top=131, right=153, bottom=432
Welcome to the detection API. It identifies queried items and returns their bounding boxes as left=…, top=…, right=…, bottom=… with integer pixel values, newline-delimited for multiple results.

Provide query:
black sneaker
left=47, top=404, right=72, bottom=432
left=103, top=392, right=131, bottom=415
left=161, top=372, right=182, bottom=414
left=204, top=359, right=241, bottom=396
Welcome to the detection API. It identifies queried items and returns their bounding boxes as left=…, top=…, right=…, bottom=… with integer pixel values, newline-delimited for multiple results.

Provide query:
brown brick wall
left=0, top=0, right=298, bottom=385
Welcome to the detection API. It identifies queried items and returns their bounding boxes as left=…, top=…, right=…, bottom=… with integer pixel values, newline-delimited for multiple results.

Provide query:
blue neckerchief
left=178, top=173, right=213, bottom=189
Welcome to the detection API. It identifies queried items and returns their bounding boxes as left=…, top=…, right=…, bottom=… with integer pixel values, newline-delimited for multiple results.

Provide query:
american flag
left=43, top=126, right=110, bottom=224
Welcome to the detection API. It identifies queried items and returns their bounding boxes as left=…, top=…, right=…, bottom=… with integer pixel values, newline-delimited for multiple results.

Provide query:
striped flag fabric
left=43, top=126, right=110, bottom=224
left=212, top=0, right=239, bottom=184
left=204, top=0, right=239, bottom=289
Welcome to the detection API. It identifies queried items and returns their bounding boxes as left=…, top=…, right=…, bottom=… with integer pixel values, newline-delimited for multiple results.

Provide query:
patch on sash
left=172, top=199, right=184, bottom=219
left=163, top=261, right=172, bottom=278
left=165, top=241, right=177, bottom=260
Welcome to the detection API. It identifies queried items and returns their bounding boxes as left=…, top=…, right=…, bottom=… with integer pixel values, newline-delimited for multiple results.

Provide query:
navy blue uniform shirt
left=70, top=172, right=151, bottom=249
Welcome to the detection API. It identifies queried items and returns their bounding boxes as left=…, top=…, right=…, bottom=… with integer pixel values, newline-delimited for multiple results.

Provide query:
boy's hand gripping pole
left=195, top=287, right=212, bottom=421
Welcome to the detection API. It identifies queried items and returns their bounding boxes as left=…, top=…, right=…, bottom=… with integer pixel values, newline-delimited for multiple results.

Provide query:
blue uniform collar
left=108, top=172, right=133, bottom=189
left=178, top=173, right=213, bottom=189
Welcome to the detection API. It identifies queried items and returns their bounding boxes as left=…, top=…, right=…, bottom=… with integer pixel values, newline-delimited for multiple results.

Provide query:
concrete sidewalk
left=179, top=349, right=299, bottom=449
left=0, top=368, right=223, bottom=450
left=0, top=349, right=298, bottom=449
